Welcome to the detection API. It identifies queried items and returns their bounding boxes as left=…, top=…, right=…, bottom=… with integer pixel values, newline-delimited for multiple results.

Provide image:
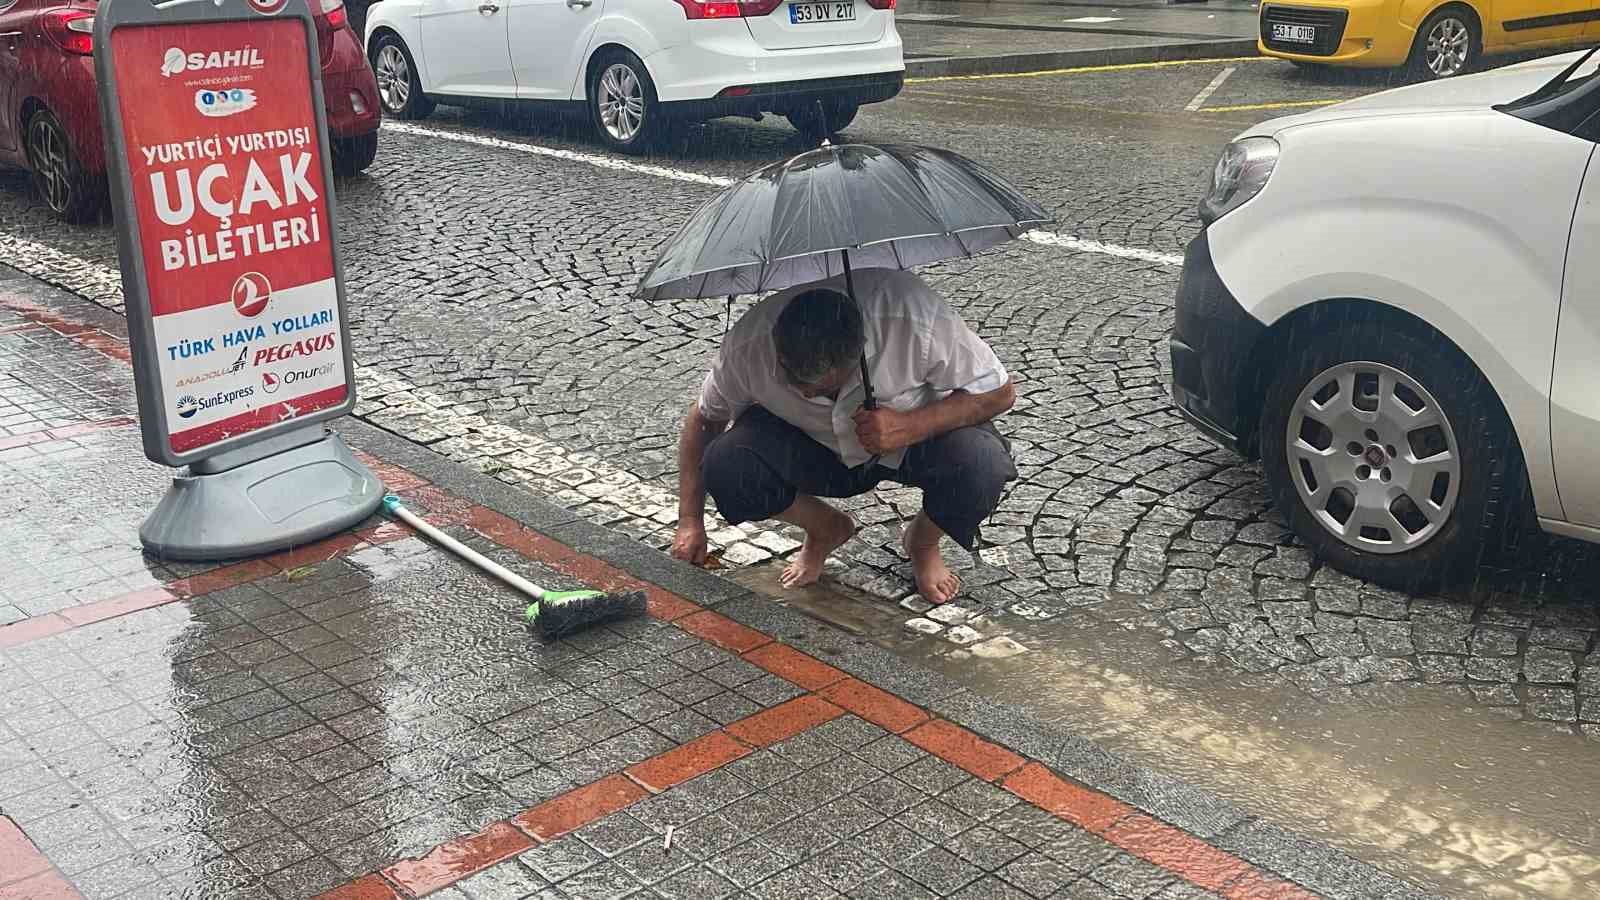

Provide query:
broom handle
left=381, top=496, right=549, bottom=601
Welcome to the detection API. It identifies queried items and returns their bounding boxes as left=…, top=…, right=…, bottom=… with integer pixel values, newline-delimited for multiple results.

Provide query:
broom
left=381, top=495, right=647, bottom=639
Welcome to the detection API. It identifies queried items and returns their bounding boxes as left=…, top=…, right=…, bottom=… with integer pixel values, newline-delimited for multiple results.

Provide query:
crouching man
left=670, top=268, right=1016, bottom=604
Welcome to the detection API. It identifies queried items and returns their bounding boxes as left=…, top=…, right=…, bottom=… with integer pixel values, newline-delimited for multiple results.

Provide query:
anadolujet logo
left=161, top=46, right=265, bottom=78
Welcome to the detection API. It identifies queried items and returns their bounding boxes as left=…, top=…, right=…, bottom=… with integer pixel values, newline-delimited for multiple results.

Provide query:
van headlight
left=1200, top=137, right=1279, bottom=224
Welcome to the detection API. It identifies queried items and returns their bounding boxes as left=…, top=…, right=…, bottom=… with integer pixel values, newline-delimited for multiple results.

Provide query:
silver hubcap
left=1286, top=361, right=1461, bottom=554
left=375, top=45, right=411, bottom=112
left=1425, top=17, right=1470, bottom=76
left=28, top=119, right=71, bottom=214
left=598, top=63, right=645, bottom=143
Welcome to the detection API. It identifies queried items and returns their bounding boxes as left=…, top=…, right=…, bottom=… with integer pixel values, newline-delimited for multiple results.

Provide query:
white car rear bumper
left=647, top=20, right=904, bottom=103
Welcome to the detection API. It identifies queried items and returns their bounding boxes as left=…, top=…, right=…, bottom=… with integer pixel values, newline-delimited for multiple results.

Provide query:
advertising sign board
left=97, top=0, right=357, bottom=466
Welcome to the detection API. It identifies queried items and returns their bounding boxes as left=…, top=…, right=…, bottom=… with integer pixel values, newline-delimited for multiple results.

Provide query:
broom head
left=527, top=588, right=648, bottom=639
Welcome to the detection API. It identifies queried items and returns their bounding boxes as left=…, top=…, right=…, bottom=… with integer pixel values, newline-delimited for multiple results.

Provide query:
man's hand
left=672, top=519, right=709, bottom=565
left=853, top=406, right=921, bottom=455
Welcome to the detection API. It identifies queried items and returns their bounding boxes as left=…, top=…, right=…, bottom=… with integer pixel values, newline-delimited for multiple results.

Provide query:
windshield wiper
left=1516, top=47, right=1600, bottom=106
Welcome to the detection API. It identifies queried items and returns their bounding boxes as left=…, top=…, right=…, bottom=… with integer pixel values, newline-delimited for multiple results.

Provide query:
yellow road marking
left=1197, top=98, right=1342, bottom=112
left=906, top=55, right=1274, bottom=84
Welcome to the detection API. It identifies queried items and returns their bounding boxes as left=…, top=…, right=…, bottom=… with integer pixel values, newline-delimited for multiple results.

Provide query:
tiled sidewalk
left=0, top=274, right=1425, bottom=900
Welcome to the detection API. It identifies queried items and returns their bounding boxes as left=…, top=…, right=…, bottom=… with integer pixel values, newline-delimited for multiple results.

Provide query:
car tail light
left=673, top=0, right=784, bottom=18
left=41, top=9, right=94, bottom=55
left=865, top=0, right=894, bottom=9
left=321, top=0, right=349, bottom=30
left=313, top=0, right=345, bottom=65
left=673, top=0, right=742, bottom=17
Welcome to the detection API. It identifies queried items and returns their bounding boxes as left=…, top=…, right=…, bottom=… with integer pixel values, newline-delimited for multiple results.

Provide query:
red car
left=0, top=0, right=381, bottom=223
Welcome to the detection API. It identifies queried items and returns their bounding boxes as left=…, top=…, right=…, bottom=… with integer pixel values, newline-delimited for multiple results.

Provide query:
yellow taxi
left=1259, top=0, right=1600, bottom=78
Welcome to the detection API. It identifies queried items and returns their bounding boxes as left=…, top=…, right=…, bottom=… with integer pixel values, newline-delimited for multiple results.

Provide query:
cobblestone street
left=3, top=56, right=1599, bottom=897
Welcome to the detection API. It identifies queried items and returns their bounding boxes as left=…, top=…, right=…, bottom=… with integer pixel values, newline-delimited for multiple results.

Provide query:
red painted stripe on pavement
left=0, top=816, right=79, bottom=899
left=819, top=677, right=931, bottom=734
left=313, top=874, right=403, bottom=900
left=676, top=610, right=771, bottom=654
left=0, top=416, right=138, bottom=453
left=0, top=817, right=50, bottom=886
left=1003, top=762, right=1135, bottom=834
left=626, top=730, right=752, bottom=793
left=905, top=719, right=1027, bottom=782
left=381, top=821, right=534, bottom=898
left=742, top=642, right=847, bottom=691
left=511, top=774, right=647, bottom=842
left=0, top=295, right=130, bottom=364
left=724, top=695, right=844, bottom=748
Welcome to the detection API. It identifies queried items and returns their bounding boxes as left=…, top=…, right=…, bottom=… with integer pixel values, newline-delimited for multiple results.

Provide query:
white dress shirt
left=697, top=269, right=1009, bottom=469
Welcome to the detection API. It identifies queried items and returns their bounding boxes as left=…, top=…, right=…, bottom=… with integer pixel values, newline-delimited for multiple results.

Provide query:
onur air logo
left=161, top=47, right=265, bottom=78
left=262, top=362, right=334, bottom=394
left=195, top=89, right=258, bottom=118
left=232, top=272, right=271, bottom=317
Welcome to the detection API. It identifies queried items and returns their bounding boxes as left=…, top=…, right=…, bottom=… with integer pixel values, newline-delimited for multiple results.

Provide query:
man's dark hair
left=773, top=288, right=865, bottom=384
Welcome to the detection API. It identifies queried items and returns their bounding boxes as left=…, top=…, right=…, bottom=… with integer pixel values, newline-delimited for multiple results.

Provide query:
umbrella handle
left=841, top=249, right=876, bottom=410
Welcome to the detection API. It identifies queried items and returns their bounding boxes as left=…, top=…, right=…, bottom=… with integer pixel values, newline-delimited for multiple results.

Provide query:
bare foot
left=903, top=515, right=962, bottom=604
left=781, top=507, right=855, bottom=589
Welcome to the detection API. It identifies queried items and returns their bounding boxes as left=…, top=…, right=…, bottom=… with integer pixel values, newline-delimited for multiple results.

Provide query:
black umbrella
left=635, top=142, right=1050, bottom=408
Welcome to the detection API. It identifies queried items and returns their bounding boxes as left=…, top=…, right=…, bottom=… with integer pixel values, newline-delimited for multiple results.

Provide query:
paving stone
left=945, top=626, right=984, bottom=646
left=1527, top=687, right=1578, bottom=722
left=1524, top=647, right=1578, bottom=684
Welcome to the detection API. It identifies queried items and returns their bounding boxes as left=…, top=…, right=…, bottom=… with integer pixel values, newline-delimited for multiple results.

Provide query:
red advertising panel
left=110, top=19, right=347, bottom=455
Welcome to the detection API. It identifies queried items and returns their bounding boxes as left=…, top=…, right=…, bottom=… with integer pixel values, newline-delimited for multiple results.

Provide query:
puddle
left=735, top=563, right=1600, bottom=899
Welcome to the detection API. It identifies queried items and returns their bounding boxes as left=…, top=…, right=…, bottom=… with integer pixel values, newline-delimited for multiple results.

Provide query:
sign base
left=140, top=427, right=383, bottom=561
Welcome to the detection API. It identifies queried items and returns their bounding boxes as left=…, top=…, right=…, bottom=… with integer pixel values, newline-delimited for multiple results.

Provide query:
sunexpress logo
left=174, top=385, right=256, bottom=420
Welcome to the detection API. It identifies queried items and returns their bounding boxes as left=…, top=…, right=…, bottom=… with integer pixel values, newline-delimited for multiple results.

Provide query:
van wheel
left=588, top=48, right=666, bottom=154
left=1259, top=320, right=1521, bottom=592
left=371, top=34, right=434, bottom=119
left=1407, top=7, right=1478, bottom=79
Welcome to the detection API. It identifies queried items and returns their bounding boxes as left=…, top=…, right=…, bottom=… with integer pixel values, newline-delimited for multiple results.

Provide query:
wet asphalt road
left=2, top=56, right=1598, bottom=898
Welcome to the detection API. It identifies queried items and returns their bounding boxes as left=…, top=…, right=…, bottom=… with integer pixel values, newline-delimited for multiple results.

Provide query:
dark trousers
left=702, top=406, right=1016, bottom=550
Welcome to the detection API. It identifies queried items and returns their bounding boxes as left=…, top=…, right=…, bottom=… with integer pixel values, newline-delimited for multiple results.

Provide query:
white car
left=1171, top=50, right=1600, bottom=590
left=362, top=0, right=904, bottom=152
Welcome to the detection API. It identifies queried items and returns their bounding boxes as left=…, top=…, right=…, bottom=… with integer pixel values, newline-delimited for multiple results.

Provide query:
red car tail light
left=673, top=0, right=785, bottom=17
left=313, top=0, right=345, bottom=65
left=321, top=0, right=350, bottom=30
left=673, top=0, right=743, bottom=17
left=41, top=9, right=94, bottom=56
left=864, top=0, right=894, bottom=9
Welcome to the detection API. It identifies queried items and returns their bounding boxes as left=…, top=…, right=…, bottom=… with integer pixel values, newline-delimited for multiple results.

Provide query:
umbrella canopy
left=635, top=142, right=1051, bottom=302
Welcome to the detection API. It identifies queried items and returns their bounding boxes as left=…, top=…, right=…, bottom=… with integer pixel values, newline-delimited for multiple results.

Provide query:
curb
left=904, top=39, right=1261, bottom=78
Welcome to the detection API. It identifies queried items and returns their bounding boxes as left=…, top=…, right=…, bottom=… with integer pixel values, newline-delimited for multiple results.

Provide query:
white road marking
left=1184, top=66, right=1236, bottom=112
left=385, top=122, right=1184, bottom=267
left=1064, top=16, right=1122, bottom=23
left=1020, top=230, right=1184, bottom=266
left=380, top=121, right=737, bottom=187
